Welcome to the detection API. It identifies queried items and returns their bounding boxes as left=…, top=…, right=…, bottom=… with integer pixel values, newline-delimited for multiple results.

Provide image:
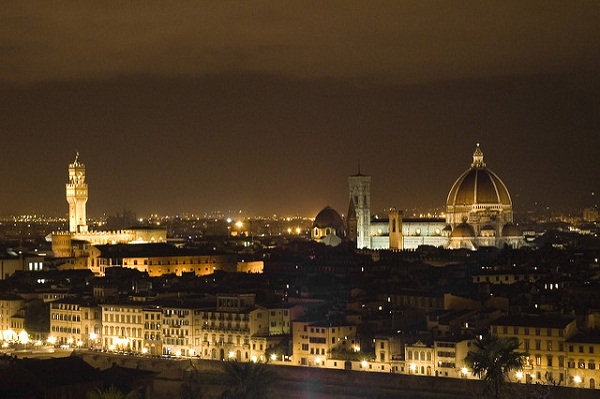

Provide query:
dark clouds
left=0, top=2, right=599, bottom=217
left=2, top=2, right=600, bottom=84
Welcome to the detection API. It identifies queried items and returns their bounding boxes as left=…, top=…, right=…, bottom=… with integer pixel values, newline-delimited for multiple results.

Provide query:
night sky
left=1, top=2, right=599, bottom=218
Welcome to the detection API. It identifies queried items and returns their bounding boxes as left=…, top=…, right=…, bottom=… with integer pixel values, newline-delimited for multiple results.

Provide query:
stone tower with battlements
left=66, top=152, right=88, bottom=233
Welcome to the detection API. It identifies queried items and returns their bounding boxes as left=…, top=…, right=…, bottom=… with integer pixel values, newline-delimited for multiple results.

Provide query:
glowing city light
left=315, top=357, right=321, bottom=365
left=251, top=355, right=258, bottom=363
left=515, top=371, right=523, bottom=379
left=574, top=375, right=582, bottom=383
left=18, top=331, right=29, bottom=344
left=270, top=353, right=277, bottom=361
left=47, top=336, right=57, bottom=345
left=228, top=351, right=235, bottom=359
left=410, top=364, right=416, bottom=372
left=361, top=360, right=368, bottom=368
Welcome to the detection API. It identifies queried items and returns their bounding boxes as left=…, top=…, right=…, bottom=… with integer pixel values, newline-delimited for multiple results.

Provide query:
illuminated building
left=142, top=306, right=162, bottom=356
left=85, top=243, right=237, bottom=277
left=348, top=169, right=371, bottom=249
left=160, top=302, right=196, bottom=357
left=101, top=302, right=145, bottom=353
left=292, top=321, right=359, bottom=366
left=566, top=332, right=600, bottom=389
left=51, top=153, right=167, bottom=258
left=405, top=339, right=435, bottom=376
left=194, top=294, right=291, bottom=362
left=0, top=294, right=24, bottom=340
left=369, top=144, right=525, bottom=250
left=445, top=144, right=523, bottom=249
left=49, top=297, right=101, bottom=347
left=311, top=206, right=345, bottom=247
left=491, top=315, right=577, bottom=384
left=66, top=151, right=88, bottom=233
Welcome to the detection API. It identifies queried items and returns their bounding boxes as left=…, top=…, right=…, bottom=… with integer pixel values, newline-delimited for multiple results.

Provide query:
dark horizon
left=1, top=2, right=599, bottom=218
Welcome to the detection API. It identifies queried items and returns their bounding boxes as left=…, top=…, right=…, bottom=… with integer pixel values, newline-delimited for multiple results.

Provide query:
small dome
left=313, top=206, right=345, bottom=231
left=502, top=223, right=522, bottom=237
left=451, top=223, right=476, bottom=238
left=442, top=225, right=453, bottom=232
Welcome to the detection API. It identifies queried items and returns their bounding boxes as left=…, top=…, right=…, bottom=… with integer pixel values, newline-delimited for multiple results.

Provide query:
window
left=535, top=340, right=541, bottom=350
left=578, top=360, right=585, bottom=369
left=536, top=356, right=541, bottom=366
left=547, top=341, right=553, bottom=351
left=535, top=328, right=541, bottom=336
left=590, top=346, right=595, bottom=354
left=547, top=329, right=552, bottom=336
left=589, top=362, right=596, bottom=370
left=547, top=356, right=553, bottom=367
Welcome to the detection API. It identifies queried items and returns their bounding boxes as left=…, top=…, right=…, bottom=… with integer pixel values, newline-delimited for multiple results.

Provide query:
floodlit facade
left=491, top=315, right=577, bottom=385
left=49, top=298, right=101, bottom=348
left=292, top=321, right=359, bottom=367
left=101, top=302, right=145, bottom=352
left=66, top=152, right=88, bottom=234
left=0, top=294, right=24, bottom=341
left=51, top=153, right=167, bottom=258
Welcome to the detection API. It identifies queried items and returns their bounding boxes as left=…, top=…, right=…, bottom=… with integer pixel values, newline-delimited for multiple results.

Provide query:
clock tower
left=66, top=152, right=88, bottom=233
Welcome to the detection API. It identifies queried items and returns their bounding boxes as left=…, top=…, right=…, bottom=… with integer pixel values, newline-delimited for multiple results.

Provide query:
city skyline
left=1, top=2, right=599, bottom=217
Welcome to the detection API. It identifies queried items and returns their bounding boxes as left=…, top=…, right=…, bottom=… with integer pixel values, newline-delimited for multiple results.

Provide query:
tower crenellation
left=66, top=151, right=88, bottom=233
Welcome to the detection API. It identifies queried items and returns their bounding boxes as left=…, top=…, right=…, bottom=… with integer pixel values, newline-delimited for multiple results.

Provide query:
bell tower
left=66, top=152, right=88, bottom=233
left=348, top=163, right=371, bottom=249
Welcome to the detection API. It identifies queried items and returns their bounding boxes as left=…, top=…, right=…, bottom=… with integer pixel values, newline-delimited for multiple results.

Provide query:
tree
left=24, top=299, right=49, bottom=333
left=219, top=361, right=278, bottom=399
left=465, top=335, right=527, bottom=399
left=87, top=385, right=140, bottom=399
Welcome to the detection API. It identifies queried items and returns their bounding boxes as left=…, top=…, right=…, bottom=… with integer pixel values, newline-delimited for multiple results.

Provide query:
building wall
left=0, top=296, right=24, bottom=338
left=49, top=301, right=101, bottom=346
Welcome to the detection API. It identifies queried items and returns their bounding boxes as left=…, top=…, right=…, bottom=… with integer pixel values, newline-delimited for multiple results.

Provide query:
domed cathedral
left=445, top=144, right=524, bottom=249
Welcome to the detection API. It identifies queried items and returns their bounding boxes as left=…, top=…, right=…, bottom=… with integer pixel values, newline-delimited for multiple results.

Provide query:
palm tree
left=219, top=361, right=278, bottom=399
left=465, top=335, right=527, bottom=399
left=87, top=385, right=140, bottom=399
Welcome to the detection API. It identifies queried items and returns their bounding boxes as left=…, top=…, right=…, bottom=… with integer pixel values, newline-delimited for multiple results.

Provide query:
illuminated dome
left=447, top=144, right=512, bottom=208
left=312, top=206, right=345, bottom=245
left=446, top=144, right=514, bottom=228
left=313, top=206, right=344, bottom=231
left=502, top=223, right=522, bottom=237
left=451, top=223, right=476, bottom=238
